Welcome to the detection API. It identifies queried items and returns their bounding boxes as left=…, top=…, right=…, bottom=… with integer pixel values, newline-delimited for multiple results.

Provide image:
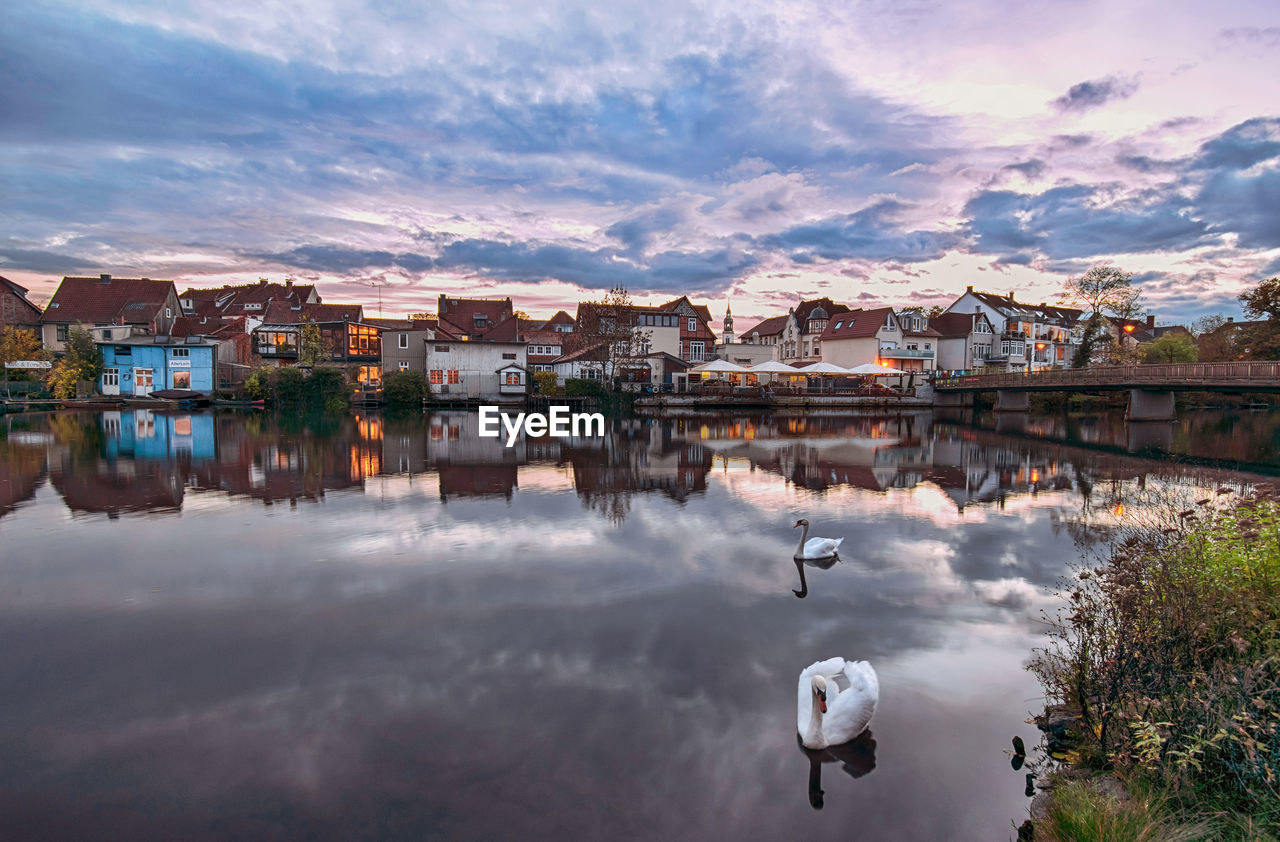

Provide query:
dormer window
left=884, top=314, right=896, bottom=330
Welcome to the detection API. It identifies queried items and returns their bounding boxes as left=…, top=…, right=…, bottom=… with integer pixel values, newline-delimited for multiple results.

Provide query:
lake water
left=1, top=407, right=1277, bottom=841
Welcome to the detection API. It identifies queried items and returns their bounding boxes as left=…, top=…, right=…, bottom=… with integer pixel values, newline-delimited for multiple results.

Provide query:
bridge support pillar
left=1126, top=389, right=1176, bottom=422
left=933, top=391, right=974, bottom=409
left=994, top=390, right=1030, bottom=412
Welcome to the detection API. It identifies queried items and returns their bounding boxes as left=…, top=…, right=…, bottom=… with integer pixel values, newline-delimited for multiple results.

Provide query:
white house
left=425, top=339, right=528, bottom=400
left=945, top=287, right=1082, bottom=371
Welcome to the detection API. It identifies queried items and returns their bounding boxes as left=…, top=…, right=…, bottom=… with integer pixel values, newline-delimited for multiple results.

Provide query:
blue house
left=98, top=335, right=221, bottom=396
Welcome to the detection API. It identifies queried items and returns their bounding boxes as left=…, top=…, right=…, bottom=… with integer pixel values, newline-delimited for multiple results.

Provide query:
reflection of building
left=0, top=440, right=46, bottom=518
left=561, top=418, right=713, bottom=506
left=427, top=412, right=524, bottom=499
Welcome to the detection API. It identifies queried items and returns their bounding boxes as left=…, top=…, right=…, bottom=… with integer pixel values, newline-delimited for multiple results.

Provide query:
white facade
left=425, top=340, right=527, bottom=399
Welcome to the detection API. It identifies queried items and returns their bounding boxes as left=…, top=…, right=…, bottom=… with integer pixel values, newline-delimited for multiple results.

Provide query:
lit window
left=430, top=369, right=443, bottom=384
left=399, top=361, right=409, bottom=370
left=447, top=370, right=459, bottom=384
left=505, top=372, right=522, bottom=385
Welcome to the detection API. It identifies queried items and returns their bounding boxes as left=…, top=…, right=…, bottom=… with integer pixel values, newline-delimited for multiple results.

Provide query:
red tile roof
left=170, top=315, right=249, bottom=339
left=41, top=276, right=177, bottom=325
left=260, top=301, right=363, bottom=325
left=436, top=295, right=513, bottom=332
left=545, top=310, right=575, bottom=326
left=821, top=307, right=895, bottom=339
left=927, top=312, right=987, bottom=338
left=180, top=280, right=318, bottom=314
left=738, top=314, right=789, bottom=337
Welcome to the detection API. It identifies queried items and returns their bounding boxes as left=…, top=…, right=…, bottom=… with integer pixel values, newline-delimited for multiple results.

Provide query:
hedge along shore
left=1025, top=482, right=1280, bottom=842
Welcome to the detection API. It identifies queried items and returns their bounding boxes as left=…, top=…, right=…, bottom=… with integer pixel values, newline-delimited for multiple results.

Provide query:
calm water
left=1, top=407, right=1277, bottom=841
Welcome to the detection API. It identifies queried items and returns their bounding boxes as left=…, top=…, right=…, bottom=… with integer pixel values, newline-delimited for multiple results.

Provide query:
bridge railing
left=935, top=361, right=1280, bottom=390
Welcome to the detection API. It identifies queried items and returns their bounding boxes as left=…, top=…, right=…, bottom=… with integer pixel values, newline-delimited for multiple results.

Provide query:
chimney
left=966, top=285, right=973, bottom=292
left=259, top=279, right=267, bottom=286
left=1227, top=316, right=1234, bottom=323
left=285, top=279, right=293, bottom=290
left=99, top=273, right=112, bottom=284
left=1145, top=314, right=1155, bottom=329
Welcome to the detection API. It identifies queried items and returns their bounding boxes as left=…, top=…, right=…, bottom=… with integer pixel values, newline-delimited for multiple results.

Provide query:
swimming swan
left=798, top=658, right=879, bottom=750
left=793, top=519, right=843, bottom=560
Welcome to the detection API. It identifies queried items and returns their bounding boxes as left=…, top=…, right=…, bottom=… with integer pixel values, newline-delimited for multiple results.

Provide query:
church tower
left=722, top=301, right=734, bottom=345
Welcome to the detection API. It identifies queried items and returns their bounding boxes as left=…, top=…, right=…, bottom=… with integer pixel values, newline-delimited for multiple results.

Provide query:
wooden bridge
left=934, top=362, right=1280, bottom=420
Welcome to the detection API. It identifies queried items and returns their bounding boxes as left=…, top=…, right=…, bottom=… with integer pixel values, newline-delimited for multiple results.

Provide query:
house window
left=502, top=353, right=516, bottom=360
left=689, top=341, right=705, bottom=361
left=430, top=369, right=443, bottom=384
left=447, top=370, right=459, bottom=384
left=172, top=371, right=191, bottom=389
left=398, top=333, right=408, bottom=349
left=833, top=320, right=842, bottom=330
left=399, top=361, right=409, bottom=371
left=1001, top=341, right=1026, bottom=357
left=56, top=325, right=68, bottom=342
left=974, top=344, right=988, bottom=360
left=347, top=324, right=379, bottom=355
left=102, top=368, right=119, bottom=387
left=883, top=314, right=896, bottom=330
left=975, top=320, right=991, bottom=334
left=505, top=372, right=522, bottom=385
left=165, top=307, right=172, bottom=318
left=688, top=317, right=696, bottom=332
left=434, top=345, right=450, bottom=352
left=171, top=347, right=189, bottom=357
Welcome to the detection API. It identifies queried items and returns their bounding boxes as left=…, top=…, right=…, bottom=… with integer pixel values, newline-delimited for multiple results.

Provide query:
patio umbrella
left=748, top=361, right=800, bottom=373
left=846, top=363, right=890, bottom=375
left=797, top=361, right=853, bottom=375
left=691, top=358, right=748, bottom=373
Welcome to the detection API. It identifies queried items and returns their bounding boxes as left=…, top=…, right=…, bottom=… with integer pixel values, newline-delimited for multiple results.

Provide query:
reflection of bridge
left=935, top=362, right=1280, bottom=420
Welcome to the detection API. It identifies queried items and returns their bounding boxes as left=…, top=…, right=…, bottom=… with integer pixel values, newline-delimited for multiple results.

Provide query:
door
left=102, top=368, right=120, bottom=396
left=134, top=368, right=154, bottom=396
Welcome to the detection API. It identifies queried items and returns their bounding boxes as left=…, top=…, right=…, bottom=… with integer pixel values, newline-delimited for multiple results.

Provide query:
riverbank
left=1025, top=485, right=1280, bottom=841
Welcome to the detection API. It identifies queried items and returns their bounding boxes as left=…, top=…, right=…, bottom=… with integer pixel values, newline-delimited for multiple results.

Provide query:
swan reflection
left=797, top=730, right=877, bottom=810
left=791, top=555, right=840, bottom=598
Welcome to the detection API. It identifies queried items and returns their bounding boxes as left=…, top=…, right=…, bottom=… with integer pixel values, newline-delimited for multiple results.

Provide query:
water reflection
left=792, top=556, right=840, bottom=599
left=1, top=407, right=1277, bottom=841
left=799, top=730, right=878, bottom=810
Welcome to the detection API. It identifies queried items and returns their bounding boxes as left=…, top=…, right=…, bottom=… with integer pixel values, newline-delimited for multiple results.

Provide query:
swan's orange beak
left=793, top=521, right=801, bottom=528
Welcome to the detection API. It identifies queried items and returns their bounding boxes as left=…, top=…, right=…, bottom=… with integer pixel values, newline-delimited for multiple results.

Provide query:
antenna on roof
left=366, top=280, right=384, bottom=318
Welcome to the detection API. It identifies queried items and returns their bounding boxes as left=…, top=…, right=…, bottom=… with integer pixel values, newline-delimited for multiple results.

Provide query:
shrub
left=382, top=370, right=428, bottom=406
left=532, top=370, right=558, bottom=395
left=304, top=365, right=347, bottom=409
left=565, top=377, right=608, bottom=398
left=1031, top=487, right=1280, bottom=829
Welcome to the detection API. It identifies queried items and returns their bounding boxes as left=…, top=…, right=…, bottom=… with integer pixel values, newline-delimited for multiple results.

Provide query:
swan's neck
left=795, top=522, right=810, bottom=558
left=803, top=693, right=824, bottom=746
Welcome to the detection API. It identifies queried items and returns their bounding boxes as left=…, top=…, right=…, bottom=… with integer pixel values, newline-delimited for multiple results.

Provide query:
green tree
left=298, top=321, right=331, bottom=366
left=45, top=325, right=102, bottom=398
left=1073, top=314, right=1103, bottom=368
left=1141, top=333, right=1198, bottom=363
left=1240, top=276, right=1280, bottom=320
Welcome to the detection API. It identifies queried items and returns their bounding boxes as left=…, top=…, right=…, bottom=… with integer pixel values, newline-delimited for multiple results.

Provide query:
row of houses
left=2, top=272, right=1204, bottom=399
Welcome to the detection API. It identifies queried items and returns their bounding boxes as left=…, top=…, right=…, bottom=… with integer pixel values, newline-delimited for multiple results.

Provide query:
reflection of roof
left=43, top=276, right=177, bottom=325
left=437, top=464, right=517, bottom=498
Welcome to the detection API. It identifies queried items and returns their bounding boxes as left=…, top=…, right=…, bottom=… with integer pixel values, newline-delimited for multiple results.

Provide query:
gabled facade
left=945, top=287, right=1082, bottom=371
left=425, top=338, right=527, bottom=400
left=437, top=295, right=515, bottom=340
left=658, top=296, right=718, bottom=362
left=928, top=312, right=996, bottom=372
left=179, top=279, right=319, bottom=321
left=524, top=328, right=567, bottom=372
left=372, top=318, right=439, bottom=376
left=739, top=298, right=853, bottom=365
left=97, top=335, right=235, bottom=396
left=0, top=276, right=42, bottom=331
left=819, top=308, right=922, bottom=369
left=40, top=275, right=181, bottom=353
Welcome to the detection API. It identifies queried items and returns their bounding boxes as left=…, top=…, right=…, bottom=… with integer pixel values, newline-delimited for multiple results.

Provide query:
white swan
left=793, top=519, right=843, bottom=560
left=797, top=657, right=879, bottom=749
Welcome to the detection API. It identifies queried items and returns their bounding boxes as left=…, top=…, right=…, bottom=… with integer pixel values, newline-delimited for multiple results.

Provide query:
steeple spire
left=722, top=300, right=735, bottom=345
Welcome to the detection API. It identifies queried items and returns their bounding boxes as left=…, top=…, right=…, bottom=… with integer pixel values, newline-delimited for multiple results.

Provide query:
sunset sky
left=3, top=0, right=1279, bottom=326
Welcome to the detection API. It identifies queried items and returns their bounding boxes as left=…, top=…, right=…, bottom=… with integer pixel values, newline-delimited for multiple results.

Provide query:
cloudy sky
left=2, top=0, right=1279, bottom=325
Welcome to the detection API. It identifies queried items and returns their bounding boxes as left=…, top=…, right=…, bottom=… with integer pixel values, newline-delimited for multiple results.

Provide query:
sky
left=2, top=0, right=1280, bottom=326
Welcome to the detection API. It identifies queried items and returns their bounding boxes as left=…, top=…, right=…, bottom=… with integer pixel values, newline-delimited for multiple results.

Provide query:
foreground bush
left=245, top=365, right=350, bottom=412
left=382, top=370, right=427, bottom=406
left=1032, top=486, right=1280, bottom=834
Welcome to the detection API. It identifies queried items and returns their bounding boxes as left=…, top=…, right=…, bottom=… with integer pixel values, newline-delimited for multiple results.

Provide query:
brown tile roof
left=1, top=275, right=30, bottom=297
left=436, top=295, right=512, bottom=329
left=966, top=290, right=1082, bottom=324
left=524, top=329, right=566, bottom=346
left=260, top=301, right=363, bottom=325
left=795, top=297, right=852, bottom=326
left=739, top=314, right=789, bottom=337
left=904, top=327, right=942, bottom=338
left=170, top=315, right=248, bottom=338
left=180, top=280, right=318, bottom=313
left=821, top=308, right=895, bottom=339
left=362, top=318, right=416, bottom=330
left=927, top=312, right=986, bottom=338
left=41, top=276, right=177, bottom=325
left=545, top=310, right=575, bottom=326
left=553, top=342, right=607, bottom=364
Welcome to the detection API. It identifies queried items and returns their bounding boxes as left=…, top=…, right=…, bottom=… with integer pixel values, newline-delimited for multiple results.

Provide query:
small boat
left=149, top=389, right=211, bottom=406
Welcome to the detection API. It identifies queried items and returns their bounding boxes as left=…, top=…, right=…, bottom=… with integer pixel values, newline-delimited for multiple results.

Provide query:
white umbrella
left=748, top=360, right=800, bottom=373
left=847, top=362, right=905, bottom=375
left=797, top=361, right=853, bottom=375
left=691, top=358, right=748, bottom=373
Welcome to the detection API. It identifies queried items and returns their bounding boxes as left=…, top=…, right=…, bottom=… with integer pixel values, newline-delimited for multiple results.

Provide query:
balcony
left=879, top=348, right=935, bottom=359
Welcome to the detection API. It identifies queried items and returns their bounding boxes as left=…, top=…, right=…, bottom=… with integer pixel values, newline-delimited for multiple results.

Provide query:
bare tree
left=575, top=286, right=652, bottom=386
left=1061, top=263, right=1144, bottom=318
